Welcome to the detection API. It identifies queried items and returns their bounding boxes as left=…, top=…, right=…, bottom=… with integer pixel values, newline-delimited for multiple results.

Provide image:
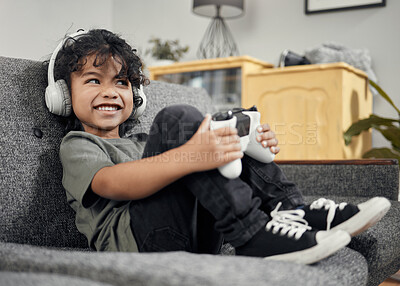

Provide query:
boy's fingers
left=257, top=123, right=270, bottom=133
left=224, top=150, right=244, bottom=162
left=198, top=114, right=211, bottom=132
left=270, top=146, right=280, bottom=154
left=218, top=142, right=242, bottom=153
left=227, top=143, right=242, bottom=152
left=259, top=138, right=278, bottom=149
left=219, top=135, right=240, bottom=145
left=213, top=126, right=238, bottom=136
left=257, top=131, right=276, bottom=143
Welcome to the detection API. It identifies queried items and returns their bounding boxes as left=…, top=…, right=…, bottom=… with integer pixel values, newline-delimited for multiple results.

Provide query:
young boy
left=49, top=29, right=390, bottom=264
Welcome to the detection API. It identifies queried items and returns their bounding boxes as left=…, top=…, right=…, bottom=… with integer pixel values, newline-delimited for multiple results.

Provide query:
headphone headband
left=47, top=30, right=87, bottom=87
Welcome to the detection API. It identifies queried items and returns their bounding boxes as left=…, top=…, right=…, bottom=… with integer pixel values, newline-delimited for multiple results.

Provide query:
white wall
left=0, top=0, right=113, bottom=61
left=0, top=0, right=398, bottom=148
left=112, top=0, right=399, bottom=149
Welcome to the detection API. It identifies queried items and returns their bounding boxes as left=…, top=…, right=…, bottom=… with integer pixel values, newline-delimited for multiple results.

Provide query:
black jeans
left=129, top=104, right=304, bottom=254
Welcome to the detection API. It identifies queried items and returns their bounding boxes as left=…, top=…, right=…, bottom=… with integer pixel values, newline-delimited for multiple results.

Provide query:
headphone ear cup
left=46, top=30, right=87, bottom=116
left=45, top=79, right=72, bottom=117
left=133, top=85, right=147, bottom=119
left=57, top=80, right=72, bottom=116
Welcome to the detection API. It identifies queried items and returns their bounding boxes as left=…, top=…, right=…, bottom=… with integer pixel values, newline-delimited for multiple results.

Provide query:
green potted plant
left=344, top=80, right=400, bottom=160
left=146, top=37, right=189, bottom=65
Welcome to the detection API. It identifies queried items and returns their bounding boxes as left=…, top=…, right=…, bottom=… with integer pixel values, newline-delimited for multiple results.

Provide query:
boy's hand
left=182, top=114, right=243, bottom=172
left=256, top=124, right=280, bottom=154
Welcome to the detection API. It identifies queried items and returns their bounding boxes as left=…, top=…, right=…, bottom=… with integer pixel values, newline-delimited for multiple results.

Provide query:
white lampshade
left=193, top=0, right=244, bottom=19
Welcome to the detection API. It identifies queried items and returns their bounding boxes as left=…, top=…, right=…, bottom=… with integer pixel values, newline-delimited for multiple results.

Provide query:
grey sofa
left=0, top=55, right=399, bottom=286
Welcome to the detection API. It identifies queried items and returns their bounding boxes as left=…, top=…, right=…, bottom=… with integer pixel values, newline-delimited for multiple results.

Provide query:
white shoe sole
left=264, top=230, right=351, bottom=265
left=331, top=197, right=391, bottom=237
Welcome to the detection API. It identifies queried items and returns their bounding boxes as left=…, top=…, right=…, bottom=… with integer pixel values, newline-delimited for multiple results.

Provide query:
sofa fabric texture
left=0, top=242, right=368, bottom=286
left=0, top=56, right=214, bottom=249
left=0, top=56, right=399, bottom=286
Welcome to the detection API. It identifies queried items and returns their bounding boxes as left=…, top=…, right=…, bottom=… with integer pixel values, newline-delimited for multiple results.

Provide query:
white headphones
left=45, top=30, right=146, bottom=119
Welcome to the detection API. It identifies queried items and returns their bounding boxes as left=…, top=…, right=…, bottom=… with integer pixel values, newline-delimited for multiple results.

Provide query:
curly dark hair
left=46, top=29, right=149, bottom=135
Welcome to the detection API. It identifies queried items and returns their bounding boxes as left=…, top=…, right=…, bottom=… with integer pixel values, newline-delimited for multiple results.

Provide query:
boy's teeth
left=97, top=106, right=118, bottom=111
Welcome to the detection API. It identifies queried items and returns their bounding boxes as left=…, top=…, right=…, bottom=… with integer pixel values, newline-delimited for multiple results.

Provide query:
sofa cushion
left=0, top=272, right=113, bottom=286
left=0, top=56, right=214, bottom=248
left=0, top=242, right=368, bottom=286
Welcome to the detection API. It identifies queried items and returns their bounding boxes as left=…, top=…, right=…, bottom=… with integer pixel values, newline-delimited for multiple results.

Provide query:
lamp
left=193, top=0, right=244, bottom=59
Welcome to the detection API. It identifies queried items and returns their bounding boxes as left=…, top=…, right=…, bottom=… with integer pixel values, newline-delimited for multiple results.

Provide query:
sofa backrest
left=0, top=56, right=214, bottom=248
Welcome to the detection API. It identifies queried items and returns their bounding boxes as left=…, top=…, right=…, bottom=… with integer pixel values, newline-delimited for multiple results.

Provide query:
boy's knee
left=158, top=104, right=204, bottom=123
left=149, top=104, right=204, bottom=146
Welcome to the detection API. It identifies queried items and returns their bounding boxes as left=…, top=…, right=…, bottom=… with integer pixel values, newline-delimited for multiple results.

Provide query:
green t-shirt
left=60, top=131, right=146, bottom=252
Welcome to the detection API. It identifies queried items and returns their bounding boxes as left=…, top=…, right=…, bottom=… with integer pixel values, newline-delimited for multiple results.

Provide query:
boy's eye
left=87, top=79, right=100, bottom=84
left=116, top=79, right=129, bottom=86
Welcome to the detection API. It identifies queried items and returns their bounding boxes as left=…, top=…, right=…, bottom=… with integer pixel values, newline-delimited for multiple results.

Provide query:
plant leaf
left=362, top=147, right=400, bottom=160
left=370, top=80, right=400, bottom=114
left=344, top=114, right=398, bottom=145
left=375, top=126, right=400, bottom=149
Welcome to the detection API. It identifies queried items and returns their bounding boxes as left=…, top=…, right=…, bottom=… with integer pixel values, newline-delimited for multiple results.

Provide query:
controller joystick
left=210, top=106, right=275, bottom=179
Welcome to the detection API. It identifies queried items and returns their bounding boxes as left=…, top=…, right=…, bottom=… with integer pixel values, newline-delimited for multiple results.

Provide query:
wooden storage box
left=148, top=56, right=273, bottom=111
left=245, top=62, right=372, bottom=160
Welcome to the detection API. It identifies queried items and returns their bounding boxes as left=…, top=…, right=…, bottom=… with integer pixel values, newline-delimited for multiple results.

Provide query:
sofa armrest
left=277, top=159, right=399, bottom=200
left=277, top=159, right=400, bottom=285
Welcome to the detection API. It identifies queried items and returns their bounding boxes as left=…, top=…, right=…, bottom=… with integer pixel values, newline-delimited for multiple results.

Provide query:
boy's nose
left=101, top=88, right=118, bottom=99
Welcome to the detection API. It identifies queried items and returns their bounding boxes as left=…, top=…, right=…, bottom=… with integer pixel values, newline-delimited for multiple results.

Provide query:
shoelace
left=266, top=202, right=312, bottom=240
left=310, top=198, right=347, bottom=230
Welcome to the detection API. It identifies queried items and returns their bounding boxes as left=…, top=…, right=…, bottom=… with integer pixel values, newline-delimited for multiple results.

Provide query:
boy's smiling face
left=70, top=54, right=134, bottom=139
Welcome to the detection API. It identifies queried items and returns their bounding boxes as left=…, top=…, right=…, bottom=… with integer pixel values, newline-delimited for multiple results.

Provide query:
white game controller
left=210, top=106, right=275, bottom=179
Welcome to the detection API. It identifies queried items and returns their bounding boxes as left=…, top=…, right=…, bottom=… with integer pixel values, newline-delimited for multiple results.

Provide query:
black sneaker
left=236, top=203, right=351, bottom=264
left=303, top=197, right=391, bottom=237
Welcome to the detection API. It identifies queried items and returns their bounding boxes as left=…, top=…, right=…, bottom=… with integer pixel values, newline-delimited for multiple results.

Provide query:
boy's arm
left=91, top=115, right=243, bottom=200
